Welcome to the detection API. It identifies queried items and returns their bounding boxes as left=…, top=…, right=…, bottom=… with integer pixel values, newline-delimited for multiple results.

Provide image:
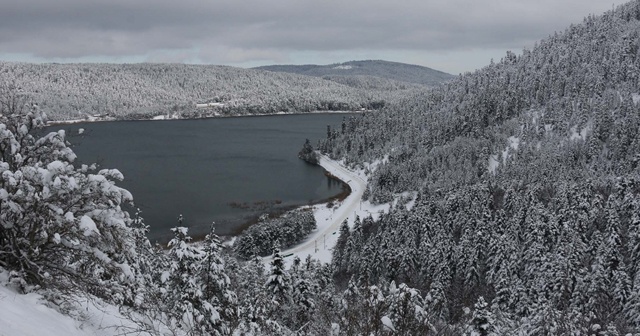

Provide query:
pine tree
left=298, top=138, right=318, bottom=164
left=199, top=223, right=237, bottom=335
left=163, top=226, right=208, bottom=333
left=468, top=296, right=495, bottom=336
left=386, top=281, right=432, bottom=334
left=265, top=243, right=291, bottom=306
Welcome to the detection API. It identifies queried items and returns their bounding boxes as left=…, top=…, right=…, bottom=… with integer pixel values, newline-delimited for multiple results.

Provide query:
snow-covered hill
left=0, top=62, right=409, bottom=121
left=255, top=60, right=454, bottom=87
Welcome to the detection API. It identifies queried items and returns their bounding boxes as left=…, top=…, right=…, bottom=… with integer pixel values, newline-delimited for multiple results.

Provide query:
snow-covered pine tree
left=265, top=243, right=292, bottom=307
left=467, top=296, right=495, bottom=336
left=163, top=226, right=208, bottom=333
left=385, top=281, right=432, bottom=335
left=331, top=219, right=350, bottom=276
left=298, top=138, right=318, bottom=165
left=199, top=223, right=238, bottom=335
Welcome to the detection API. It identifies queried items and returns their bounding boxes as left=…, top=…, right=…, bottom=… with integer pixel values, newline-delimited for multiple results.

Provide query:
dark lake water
left=51, top=114, right=352, bottom=242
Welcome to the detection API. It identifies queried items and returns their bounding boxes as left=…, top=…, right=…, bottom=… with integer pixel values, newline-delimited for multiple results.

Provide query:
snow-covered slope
left=0, top=271, right=152, bottom=336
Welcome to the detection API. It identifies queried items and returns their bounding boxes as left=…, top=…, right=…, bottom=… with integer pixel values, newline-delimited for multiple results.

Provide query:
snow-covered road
left=262, top=153, right=415, bottom=269
left=263, top=154, right=414, bottom=268
left=273, top=154, right=368, bottom=265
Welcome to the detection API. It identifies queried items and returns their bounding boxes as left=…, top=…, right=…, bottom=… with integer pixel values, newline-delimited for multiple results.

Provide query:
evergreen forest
left=2, top=1, right=640, bottom=335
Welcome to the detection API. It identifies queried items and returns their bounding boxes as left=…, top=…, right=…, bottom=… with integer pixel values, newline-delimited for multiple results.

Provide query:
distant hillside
left=255, top=60, right=454, bottom=87
left=0, top=63, right=418, bottom=121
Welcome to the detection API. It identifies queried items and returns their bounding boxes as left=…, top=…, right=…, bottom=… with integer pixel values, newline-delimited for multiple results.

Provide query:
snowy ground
left=0, top=270, right=154, bottom=336
left=265, top=154, right=416, bottom=268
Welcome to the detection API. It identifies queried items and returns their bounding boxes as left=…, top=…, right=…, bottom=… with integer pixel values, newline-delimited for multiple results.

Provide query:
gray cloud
left=0, top=0, right=616, bottom=71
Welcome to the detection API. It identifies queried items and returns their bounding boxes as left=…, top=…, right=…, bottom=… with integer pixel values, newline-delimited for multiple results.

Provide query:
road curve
left=267, top=154, right=367, bottom=264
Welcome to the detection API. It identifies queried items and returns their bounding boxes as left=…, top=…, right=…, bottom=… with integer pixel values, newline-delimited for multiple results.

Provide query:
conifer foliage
left=319, top=1, right=640, bottom=333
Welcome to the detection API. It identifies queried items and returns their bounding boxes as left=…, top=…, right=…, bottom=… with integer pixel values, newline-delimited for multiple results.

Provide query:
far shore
left=46, top=109, right=371, bottom=126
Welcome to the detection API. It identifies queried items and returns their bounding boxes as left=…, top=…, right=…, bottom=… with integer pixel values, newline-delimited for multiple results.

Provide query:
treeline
left=0, top=62, right=420, bottom=121
left=234, top=209, right=316, bottom=259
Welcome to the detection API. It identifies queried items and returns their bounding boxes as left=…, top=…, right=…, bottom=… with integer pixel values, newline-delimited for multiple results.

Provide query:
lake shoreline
left=55, top=113, right=357, bottom=246
left=185, top=166, right=352, bottom=244
left=47, top=109, right=370, bottom=126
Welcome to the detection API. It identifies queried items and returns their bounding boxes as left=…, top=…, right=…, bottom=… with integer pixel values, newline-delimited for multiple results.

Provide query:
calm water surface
left=53, top=114, right=353, bottom=242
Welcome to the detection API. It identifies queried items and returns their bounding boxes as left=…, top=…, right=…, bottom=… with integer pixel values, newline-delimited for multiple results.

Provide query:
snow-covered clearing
left=488, top=136, right=520, bottom=174
left=265, top=154, right=415, bottom=268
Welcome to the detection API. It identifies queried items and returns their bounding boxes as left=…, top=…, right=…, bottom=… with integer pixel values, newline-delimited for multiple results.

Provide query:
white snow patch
left=98, top=168, right=124, bottom=181
left=332, top=65, right=353, bottom=70
left=508, top=136, right=520, bottom=151
left=222, top=236, right=236, bottom=248
left=46, top=161, right=66, bottom=175
left=381, top=316, right=395, bottom=331
left=196, top=102, right=225, bottom=108
left=77, top=128, right=84, bottom=135
left=529, top=109, right=542, bottom=125
left=403, top=191, right=419, bottom=210
left=488, top=155, right=500, bottom=174
left=64, top=212, right=75, bottom=221
left=363, top=155, right=390, bottom=173
left=580, top=127, right=589, bottom=140
left=632, top=93, right=640, bottom=105
left=0, top=284, right=87, bottom=336
left=331, top=323, right=341, bottom=336
left=570, top=125, right=590, bottom=141
left=160, top=271, right=170, bottom=284
left=490, top=136, right=522, bottom=173
left=117, top=263, right=134, bottom=281
left=152, top=115, right=166, bottom=120
left=79, top=215, right=99, bottom=236
left=501, top=136, right=520, bottom=164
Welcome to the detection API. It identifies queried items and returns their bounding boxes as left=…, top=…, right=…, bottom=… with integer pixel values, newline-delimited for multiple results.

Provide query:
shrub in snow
left=0, top=87, right=145, bottom=304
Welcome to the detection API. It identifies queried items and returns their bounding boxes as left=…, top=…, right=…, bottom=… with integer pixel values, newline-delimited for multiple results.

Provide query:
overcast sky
left=0, top=0, right=617, bottom=74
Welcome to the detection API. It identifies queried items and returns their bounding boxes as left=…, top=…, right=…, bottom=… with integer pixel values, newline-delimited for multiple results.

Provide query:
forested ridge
left=2, top=1, right=640, bottom=335
left=255, top=60, right=455, bottom=87
left=319, top=1, right=640, bottom=333
left=0, top=62, right=420, bottom=121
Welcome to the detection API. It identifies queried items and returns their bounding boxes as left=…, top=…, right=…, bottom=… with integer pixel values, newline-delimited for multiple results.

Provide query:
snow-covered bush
left=0, top=86, right=145, bottom=304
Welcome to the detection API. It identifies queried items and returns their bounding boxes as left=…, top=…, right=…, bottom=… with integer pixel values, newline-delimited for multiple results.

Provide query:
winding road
left=266, top=154, right=367, bottom=264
